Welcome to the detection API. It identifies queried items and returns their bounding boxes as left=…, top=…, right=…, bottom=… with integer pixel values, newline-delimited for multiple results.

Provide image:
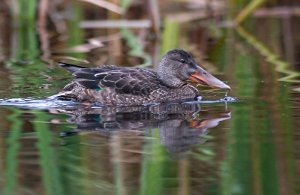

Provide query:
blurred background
left=0, top=0, right=300, bottom=195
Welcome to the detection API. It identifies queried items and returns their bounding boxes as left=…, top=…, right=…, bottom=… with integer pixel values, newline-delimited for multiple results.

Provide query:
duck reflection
left=56, top=103, right=231, bottom=154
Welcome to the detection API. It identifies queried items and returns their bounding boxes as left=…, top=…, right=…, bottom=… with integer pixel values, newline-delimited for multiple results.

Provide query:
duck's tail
left=58, top=62, right=85, bottom=73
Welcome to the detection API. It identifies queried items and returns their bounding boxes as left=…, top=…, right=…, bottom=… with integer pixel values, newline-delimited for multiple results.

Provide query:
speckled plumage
left=55, top=49, right=230, bottom=106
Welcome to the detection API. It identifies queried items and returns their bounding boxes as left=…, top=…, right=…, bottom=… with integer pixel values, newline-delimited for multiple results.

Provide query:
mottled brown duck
left=55, top=49, right=230, bottom=106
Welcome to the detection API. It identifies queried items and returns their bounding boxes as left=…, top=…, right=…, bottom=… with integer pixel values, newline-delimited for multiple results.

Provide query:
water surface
left=0, top=3, right=300, bottom=195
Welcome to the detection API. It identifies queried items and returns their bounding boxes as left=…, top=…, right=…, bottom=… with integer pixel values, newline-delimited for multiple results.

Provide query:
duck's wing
left=59, top=62, right=161, bottom=95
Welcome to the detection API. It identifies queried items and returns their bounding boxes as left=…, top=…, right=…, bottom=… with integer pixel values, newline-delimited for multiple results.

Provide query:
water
left=1, top=2, right=300, bottom=195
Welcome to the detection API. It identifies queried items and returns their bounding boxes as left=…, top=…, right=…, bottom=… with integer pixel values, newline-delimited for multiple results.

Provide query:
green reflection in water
left=219, top=25, right=256, bottom=194
left=254, top=88, right=279, bottom=195
left=140, top=129, right=164, bottom=195
left=59, top=133, right=84, bottom=195
left=231, top=19, right=298, bottom=193
left=2, top=108, right=22, bottom=195
left=5, top=3, right=48, bottom=98
left=236, top=26, right=300, bottom=87
left=112, top=134, right=125, bottom=195
left=277, top=82, right=298, bottom=193
left=208, top=28, right=227, bottom=72
left=219, top=22, right=296, bottom=194
left=140, top=129, right=170, bottom=195
left=223, top=52, right=256, bottom=195
left=34, top=112, right=63, bottom=195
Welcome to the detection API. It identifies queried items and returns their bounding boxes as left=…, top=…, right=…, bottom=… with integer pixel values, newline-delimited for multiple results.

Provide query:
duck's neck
left=157, top=72, right=183, bottom=88
left=157, top=59, right=184, bottom=88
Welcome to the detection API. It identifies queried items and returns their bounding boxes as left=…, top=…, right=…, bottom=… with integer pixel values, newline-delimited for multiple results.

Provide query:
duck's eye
left=180, top=59, right=185, bottom=63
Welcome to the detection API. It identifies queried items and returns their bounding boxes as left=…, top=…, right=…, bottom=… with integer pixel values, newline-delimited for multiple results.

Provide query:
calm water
left=0, top=5, right=300, bottom=195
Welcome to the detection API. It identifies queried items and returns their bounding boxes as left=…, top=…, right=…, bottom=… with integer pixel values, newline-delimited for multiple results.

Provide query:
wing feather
left=60, top=62, right=161, bottom=95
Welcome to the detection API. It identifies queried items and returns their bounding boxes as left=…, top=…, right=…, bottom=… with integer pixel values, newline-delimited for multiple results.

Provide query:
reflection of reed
left=111, top=131, right=144, bottom=195
left=223, top=18, right=300, bottom=194
left=1, top=109, right=44, bottom=195
left=0, top=109, right=22, bottom=195
left=18, top=134, right=43, bottom=194
left=236, top=26, right=300, bottom=87
left=291, top=92, right=300, bottom=193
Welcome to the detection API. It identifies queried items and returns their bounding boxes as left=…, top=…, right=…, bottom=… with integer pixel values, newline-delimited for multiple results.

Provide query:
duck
left=54, top=49, right=230, bottom=106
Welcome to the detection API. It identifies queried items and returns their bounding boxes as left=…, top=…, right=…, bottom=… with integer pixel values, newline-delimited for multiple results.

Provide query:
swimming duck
left=55, top=49, right=230, bottom=106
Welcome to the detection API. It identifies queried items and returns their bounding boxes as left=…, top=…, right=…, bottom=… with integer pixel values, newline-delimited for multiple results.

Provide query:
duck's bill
left=189, top=70, right=231, bottom=90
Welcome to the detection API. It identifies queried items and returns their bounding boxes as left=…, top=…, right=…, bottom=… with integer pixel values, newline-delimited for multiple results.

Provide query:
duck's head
left=157, top=49, right=230, bottom=90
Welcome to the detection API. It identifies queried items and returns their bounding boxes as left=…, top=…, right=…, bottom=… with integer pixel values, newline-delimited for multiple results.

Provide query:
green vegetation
left=2, top=108, right=22, bottom=195
left=0, top=0, right=299, bottom=195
